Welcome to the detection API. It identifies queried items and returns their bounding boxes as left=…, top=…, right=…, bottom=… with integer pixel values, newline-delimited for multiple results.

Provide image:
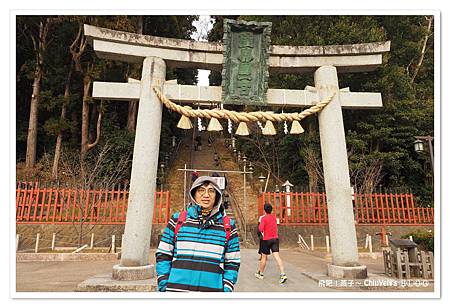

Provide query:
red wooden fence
left=16, top=182, right=170, bottom=225
left=258, top=192, right=434, bottom=226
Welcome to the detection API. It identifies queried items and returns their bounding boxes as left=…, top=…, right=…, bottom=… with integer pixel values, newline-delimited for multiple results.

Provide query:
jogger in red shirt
left=255, top=203, right=287, bottom=284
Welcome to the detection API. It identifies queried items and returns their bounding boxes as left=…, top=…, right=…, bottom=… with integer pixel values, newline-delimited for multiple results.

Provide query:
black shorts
left=260, top=238, right=280, bottom=255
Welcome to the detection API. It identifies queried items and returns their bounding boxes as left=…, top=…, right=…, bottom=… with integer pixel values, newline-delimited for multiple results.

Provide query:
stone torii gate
left=83, top=24, right=390, bottom=286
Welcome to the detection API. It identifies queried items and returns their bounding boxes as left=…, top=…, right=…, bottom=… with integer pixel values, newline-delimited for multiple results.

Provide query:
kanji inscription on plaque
left=221, top=19, right=272, bottom=106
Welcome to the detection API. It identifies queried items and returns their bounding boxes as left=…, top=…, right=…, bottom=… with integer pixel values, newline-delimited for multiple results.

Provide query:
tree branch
left=411, top=16, right=433, bottom=84
left=87, top=104, right=103, bottom=151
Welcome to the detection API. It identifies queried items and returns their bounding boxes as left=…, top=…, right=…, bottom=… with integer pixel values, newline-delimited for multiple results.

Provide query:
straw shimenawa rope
left=152, top=87, right=335, bottom=123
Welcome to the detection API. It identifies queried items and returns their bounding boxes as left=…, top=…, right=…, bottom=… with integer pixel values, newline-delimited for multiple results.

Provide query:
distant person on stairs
left=255, top=203, right=288, bottom=284
left=156, top=176, right=241, bottom=292
left=213, top=152, right=219, bottom=166
left=191, top=170, right=199, bottom=183
left=195, top=135, right=202, bottom=151
left=208, top=134, right=215, bottom=147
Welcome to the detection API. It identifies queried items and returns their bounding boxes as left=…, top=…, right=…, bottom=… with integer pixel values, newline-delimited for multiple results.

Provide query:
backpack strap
left=223, top=216, right=231, bottom=246
left=174, top=211, right=187, bottom=242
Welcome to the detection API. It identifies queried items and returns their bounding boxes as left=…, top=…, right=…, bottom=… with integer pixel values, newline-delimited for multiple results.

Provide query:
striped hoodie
left=155, top=176, right=241, bottom=292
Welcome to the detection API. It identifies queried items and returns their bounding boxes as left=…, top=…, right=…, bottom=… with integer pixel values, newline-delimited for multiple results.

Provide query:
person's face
left=194, top=183, right=217, bottom=209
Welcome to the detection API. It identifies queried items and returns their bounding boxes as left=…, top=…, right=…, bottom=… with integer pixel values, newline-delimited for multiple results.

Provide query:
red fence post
left=322, top=192, right=328, bottom=224
left=363, top=193, right=369, bottom=224
left=354, top=191, right=358, bottom=224
left=409, top=193, right=417, bottom=224
left=316, top=192, right=322, bottom=224
left=16, top=182, right=23, bottom=221
left=39, top=183, right=47, bottom=222
left=404, top=192, right=412, bottom=223
left=389, top=192, right=396, bottom=223
left=359, top=193, right=365, bottom=223
left=46, top=184, right=53, bottom=223
left=119, top=185, right=125, bottom=223
left=166, top=191, right=170, bottom=223
left=300, top=192, right=305, bottom=224
left=379, top=192, right=386, bottom=224
left=153, top=192, right=157, bottom=224
left=384, top=192, right=391, bottom=224
left=49, top=187, right=62, bottom=223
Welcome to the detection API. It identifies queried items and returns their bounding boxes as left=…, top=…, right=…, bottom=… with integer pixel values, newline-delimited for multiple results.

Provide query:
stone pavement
left=234, top=249, right=338, bottom=292
left=15, top=248, right=433, bottom=293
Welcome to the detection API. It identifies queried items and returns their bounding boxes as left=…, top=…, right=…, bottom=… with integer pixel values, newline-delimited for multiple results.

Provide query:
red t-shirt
left=258, top=214, right=278, bottom=240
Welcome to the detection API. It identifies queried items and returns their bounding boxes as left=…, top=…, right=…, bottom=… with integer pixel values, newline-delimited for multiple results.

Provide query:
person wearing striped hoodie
left=156, top=176, right=241, bottom=292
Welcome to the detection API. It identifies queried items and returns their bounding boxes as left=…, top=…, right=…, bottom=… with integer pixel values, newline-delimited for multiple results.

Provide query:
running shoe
left=255, top=271, right=264, bottom=279
left=279, top=273, right=288, bottom=284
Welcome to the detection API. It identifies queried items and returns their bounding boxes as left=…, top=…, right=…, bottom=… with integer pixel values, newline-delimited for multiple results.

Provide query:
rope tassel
left=176, top=106, right=193, bottom=129
left=235, top=122, right=250, bottom=136
left=290, top=120, right=305, bottom=134
left=177, top=114, right=192, bottom=129
left=207, top=117, right=223, bottom=132
left=262, top=120, right=276, bottom=135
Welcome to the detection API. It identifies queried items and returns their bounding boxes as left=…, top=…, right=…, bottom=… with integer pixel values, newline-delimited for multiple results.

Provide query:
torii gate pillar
left=112, top=57, right=166, bottom=280
left=315, top=65, right=367, bottom=278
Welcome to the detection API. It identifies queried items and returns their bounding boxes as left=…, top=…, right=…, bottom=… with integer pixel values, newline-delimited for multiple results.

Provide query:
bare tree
left=350, top=158, right=384, bottom=194
left=58, top=142, right=132, bottom=247
left=51, top=64, right=73, bottom=179
left=300, top=143, right=323, bottom=193
left=23, top=17, right=58, bottom=168
left=68, top=22, right=104, bottom=178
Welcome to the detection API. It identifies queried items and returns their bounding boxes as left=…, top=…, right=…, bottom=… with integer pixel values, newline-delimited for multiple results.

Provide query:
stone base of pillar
left=76, top=274, right=157, bottom=292
left=327, top=263, right=368, bottom=279
left=112, top=264, right=155, bottom=280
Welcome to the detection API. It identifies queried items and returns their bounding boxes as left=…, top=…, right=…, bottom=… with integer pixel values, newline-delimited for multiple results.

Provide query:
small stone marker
left=51, top=233, right=56, bottom=251
left=111, top=235, right=116, bottom=253
left=90, top=233, right=95, bottom=249
left=35, top=233, right=40, bottom=253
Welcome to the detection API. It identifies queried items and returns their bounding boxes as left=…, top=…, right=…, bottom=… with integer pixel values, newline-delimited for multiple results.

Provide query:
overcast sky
left=191, top=15, right=214, bottom=86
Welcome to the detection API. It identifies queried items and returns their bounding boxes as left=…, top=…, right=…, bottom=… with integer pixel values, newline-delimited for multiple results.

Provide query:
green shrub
left=401, top=229, right=434, bottom=252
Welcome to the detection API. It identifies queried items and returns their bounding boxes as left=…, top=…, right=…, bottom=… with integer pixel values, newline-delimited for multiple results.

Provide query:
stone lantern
left=282, top=180, right=294, bottom=216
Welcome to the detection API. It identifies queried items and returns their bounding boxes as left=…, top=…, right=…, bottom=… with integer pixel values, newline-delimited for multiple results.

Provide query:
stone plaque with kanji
left=221, top=19, right=272, bottom=106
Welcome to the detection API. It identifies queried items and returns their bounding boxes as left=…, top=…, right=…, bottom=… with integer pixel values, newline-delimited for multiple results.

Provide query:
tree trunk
left=80, top=76, right=92, bottom=179
left=411, top=16, right=433, bottom=84
left=89, top=102, right=98, bottom=143
left=80, top=76, right=102, bottom=180
left=25, top=19, right=50, bottom=168
left=70, top=110, right=78, bottom=146
left=126, top=19, right=143, bottom=132
left=52, top=68, right=72, bottom=179
left=127, top=101, right=138, bottom=132
left=25, top=66, right=42, bottom=168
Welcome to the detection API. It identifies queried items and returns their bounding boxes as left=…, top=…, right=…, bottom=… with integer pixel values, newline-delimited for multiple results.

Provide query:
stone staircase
left=213, top=139, right=259, bottom=224
left=164, top=131, right=259, bottom=246
left=165, top=135, right=193, bottom=213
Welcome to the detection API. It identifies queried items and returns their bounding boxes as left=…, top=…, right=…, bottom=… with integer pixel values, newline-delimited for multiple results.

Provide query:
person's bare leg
left=272, top=252, right=285, bottom=274
left=258, top=253, right=268, bottom=273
